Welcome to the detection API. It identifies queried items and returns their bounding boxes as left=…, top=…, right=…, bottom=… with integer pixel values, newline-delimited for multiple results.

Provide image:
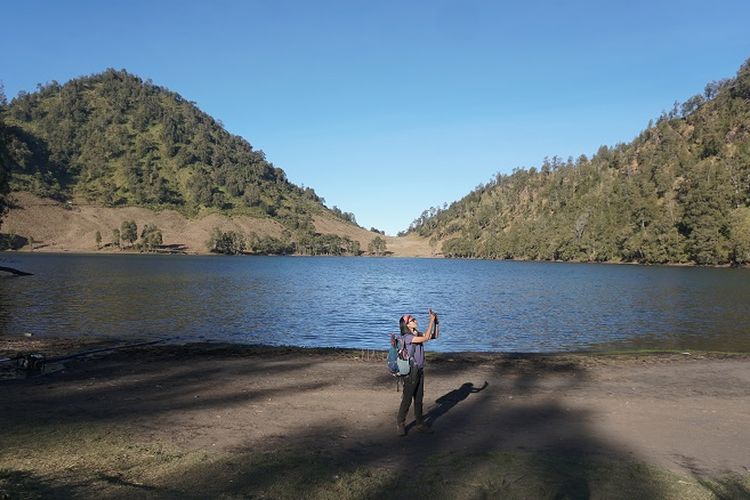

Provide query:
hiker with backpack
left=395, top=309, right=438, bottom=436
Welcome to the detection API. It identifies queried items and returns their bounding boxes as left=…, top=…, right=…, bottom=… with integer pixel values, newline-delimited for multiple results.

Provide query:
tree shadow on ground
left=141, top=353, right=673, bottom=499
left=0, top=347, right=330, bottom=428
left=0, top=349, right=727, bottom=498
left=0, top=469, right=76, bottom=499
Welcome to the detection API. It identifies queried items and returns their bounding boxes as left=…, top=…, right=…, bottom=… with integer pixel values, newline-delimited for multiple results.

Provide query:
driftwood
left=0, top=266, right=33, bottom=276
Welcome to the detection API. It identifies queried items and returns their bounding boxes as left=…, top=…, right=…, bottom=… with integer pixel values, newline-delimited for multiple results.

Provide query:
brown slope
left=2, top=192, right=435, bottom=256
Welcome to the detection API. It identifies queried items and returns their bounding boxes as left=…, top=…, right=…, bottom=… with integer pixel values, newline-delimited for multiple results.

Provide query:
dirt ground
left=1, top=340, right=749, bottom=499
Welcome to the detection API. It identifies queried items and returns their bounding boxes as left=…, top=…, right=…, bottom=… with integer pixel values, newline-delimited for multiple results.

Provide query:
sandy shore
left=1, top=339, right=749, bottom=499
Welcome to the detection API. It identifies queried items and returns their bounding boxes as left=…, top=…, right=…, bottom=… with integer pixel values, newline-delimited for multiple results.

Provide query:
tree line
left=94, top=219, right=163, bottom=252
left=207, top=227, right=387, bottom=256
left=408, top=59, right=750, bottom=266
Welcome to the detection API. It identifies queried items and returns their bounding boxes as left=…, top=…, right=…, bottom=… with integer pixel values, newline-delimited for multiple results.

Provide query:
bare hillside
left=1, top=192, right=435, bottom=257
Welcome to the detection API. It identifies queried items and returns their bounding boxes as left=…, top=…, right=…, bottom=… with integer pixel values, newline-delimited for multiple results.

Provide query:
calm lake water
left=1, top=253, right=749, bottom=353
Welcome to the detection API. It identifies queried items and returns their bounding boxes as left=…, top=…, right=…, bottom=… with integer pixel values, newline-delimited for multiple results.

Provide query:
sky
left=2, top=0, right=750, bottom=235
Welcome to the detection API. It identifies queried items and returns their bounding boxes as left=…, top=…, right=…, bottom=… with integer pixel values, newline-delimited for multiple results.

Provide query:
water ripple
left=1, top=254, right=749, bottom=353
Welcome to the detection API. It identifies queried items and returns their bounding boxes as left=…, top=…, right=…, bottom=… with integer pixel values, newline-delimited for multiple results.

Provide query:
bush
left=120, top=220, right=137, bottom=247
left=0, top=233, right=28, bottom=250
left=140, top=224, right=163, bottom=251
left=368, top=236, right=387, bottom=256
left=207, top=228, right=246, bottom=255
left=249, top=234, right=295, bottom=255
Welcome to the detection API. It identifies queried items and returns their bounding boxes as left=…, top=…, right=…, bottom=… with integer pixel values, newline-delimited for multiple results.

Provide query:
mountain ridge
left=407, top=58, right=750, bottom=266
left=1, top=69, right=357, bottom=228
left=0, top=69, right=407, bottom=255
left=4, top=62, right=750, bottom=262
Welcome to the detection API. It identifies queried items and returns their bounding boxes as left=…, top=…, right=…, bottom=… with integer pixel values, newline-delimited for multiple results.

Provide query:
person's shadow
left=423, top=381, right=488, bottom=427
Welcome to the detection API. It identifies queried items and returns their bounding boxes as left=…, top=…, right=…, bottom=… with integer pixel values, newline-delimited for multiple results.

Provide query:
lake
left=1, top=253, right=749, bottom=353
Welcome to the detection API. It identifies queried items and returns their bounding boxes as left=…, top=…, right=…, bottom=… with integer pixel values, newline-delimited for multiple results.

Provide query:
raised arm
left=410, top=311, right=436, bottom=344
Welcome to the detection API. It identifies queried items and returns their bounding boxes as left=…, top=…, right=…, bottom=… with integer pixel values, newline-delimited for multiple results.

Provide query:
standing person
left=397, top=309, right=438, bottom=436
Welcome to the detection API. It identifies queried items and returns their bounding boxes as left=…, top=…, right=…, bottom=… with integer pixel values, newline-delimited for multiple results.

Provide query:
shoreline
left=3, top=247, right=750, bottom=269
left=3, top=336, right=750, bottom=365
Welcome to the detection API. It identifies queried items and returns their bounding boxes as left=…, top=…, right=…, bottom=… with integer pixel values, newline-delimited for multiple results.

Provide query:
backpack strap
left=399, top=334, right=416, bottom=361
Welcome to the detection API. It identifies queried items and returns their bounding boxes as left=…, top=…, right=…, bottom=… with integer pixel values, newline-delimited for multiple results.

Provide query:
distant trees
left=120, top=220, right=138, bottom=247
left=140, top=224, right=163, bottom=251
left=7, top=63, right=750, bottom=266
left=296, top=231, right=359, bottom=256
left=207, top=228, right=246, bottom=255
left=99, top=221, right=162, bottom=252
left=248, top=232, right=295, bottom=255
left=0, top=83, right=10, bottom=228
left=729, top=207, right=750, bottom=265
left=407, top=58, right=750, bottom=266
left=0, top=233, right=27, bottom=251
left=368, top=236, right=387, bottom=256
left=205, top=226, right=362, bottom=256
left=330, top=205, right=357, bottom=225
left=442, top=238, right=475, bottom=258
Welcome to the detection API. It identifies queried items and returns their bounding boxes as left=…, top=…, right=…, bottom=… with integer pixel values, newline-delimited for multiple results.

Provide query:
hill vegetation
left=5, top=61, right=750, bottom=264
left=0, top=85, right=11, bottom=226
left=0, top=69, right=363, bottom=252
left=408, top=59, right=750, bottom=266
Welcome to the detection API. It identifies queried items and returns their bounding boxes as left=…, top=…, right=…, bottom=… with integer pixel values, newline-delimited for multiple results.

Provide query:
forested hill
left=0, top=69, right=356, bottom=229
left=408, top=59, right=750, bottom=266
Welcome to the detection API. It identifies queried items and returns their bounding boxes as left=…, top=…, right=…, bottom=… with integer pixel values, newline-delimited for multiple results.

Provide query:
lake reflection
left=1, top=253, right=749, bottom=353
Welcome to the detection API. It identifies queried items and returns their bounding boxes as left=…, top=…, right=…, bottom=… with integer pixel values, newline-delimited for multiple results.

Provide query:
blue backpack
left=387, top=333, right=411, bottom=377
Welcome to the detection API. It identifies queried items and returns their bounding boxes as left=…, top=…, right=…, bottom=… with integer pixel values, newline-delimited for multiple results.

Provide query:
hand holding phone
left=428, top=308, right=439, bottom=338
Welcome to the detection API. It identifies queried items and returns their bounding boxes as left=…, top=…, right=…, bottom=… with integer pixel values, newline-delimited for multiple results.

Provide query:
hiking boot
left=397, top=421, right=406, bottom=436
left=415, top=423, right=433, bottom=434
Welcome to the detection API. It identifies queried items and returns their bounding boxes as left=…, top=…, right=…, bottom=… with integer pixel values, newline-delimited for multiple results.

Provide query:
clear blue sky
left=2, top=0, right=749, bottom=234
